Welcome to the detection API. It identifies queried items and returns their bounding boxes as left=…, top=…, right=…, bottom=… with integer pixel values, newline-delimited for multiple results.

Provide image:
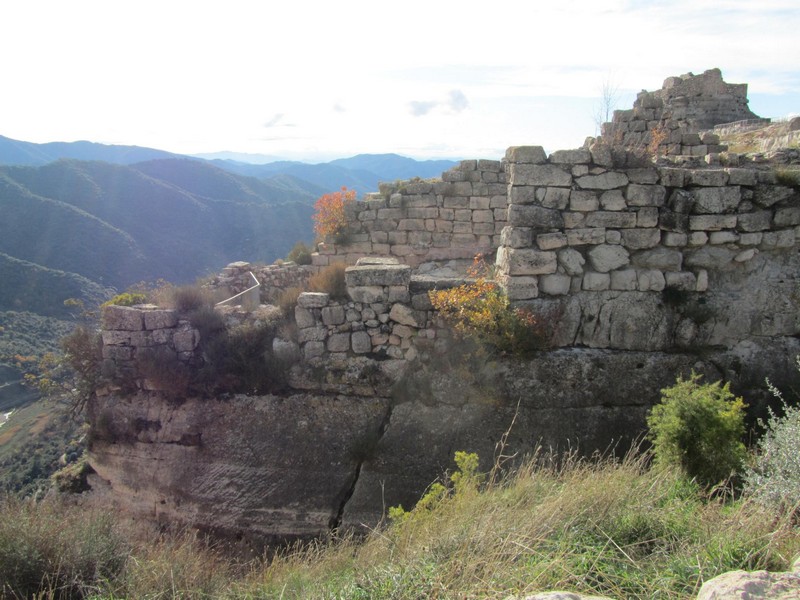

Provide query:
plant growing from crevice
left=429, top=256, right=547, bottom=356
left=312, top=186, right=357, bottom=243
left=308, top=262, right=348, bottom=299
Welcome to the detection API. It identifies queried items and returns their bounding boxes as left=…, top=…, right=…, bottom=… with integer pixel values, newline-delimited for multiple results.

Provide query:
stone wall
left=210, top=261, right=314, bottom=304
left=313, top=159, right=508, bottom=270
left=601, top=68, right=760, bottom=157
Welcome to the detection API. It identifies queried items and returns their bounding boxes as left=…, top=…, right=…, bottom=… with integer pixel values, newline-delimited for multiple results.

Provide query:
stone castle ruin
left=91, top=70, right=799, bottom=544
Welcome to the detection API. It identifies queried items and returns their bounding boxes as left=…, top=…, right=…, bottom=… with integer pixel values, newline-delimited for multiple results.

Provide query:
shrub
left=308, top=262, right=348, bottom=299
left=312, top=187, right=356, bottom=241
left=744, top=357, right=800, bottom=513
left=277, top=286, right=304, bottom=316
left=61, top=325, right=104, bottom=414
left=647, top=373, right=747, bottom=487
left=429, top=256, right=545, bottom=355
left=0, top=497, right=128, bottom=598
left=101, top=292, right=148, bottom=307
left=170, top=284, right=217, bottom=313
left=286, top=241, right=313, bottom=265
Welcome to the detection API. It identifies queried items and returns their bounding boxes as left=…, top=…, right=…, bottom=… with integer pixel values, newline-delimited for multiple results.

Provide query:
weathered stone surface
left=588, top=244, right=630, bottom=273
left=626, top=184, right=667, bottom=207
left=345, top=264, right=411, bottom=287
left=348, top=286, right=386, bottom=304
left=691, top=186, right=740, bottom=214
left=684, top=246, right=736, bottom=269
left=697, top=567, right=800, bottom=600
left=600, top=189, right=627, bottom=210
left=143, top=309, right=179, bottom=330
left=637, top=269, right=666, bottom=291
left=511, top=164, right=572, bottom=186
left=689, top=215, right=737, bottom=231
left=507, top=204, right=565, bottom=229
left=539, top=274, right=571, bottom=295
left=537, top=232, right=568, bottom=250
left=753, top=185, right=795, bottom=208
left=497, top=248, right=558, bottom=275
left=102, top=305, right=145, bottom=331
left=542, top=187, right=571, bottom=209
left=549, top=148, right=591, bottom=164
left=576, top=172, right=629, bottom=190
left=351, top=331, right=372, bottom=354
left=558, top=248, right=586, bottom=276
left=582, top=272, right=610, bottom=290
left=570, top=190, right=599, bottom=211
left=632, top=247, right=683, bottom=271
left=775, top=207, right=800, bottom=227
left=502, top=275, right=539, bottom=300
left=321, top=305, right=346, bottom=326
left=297, top=292, right=330, bottom=308
left=737, top=211, right=773, bottom=232
left=586, top=211, right=637, bottom=228
left=621, top=228, right=661, bottom=250
left=506, top=145, right=547, bottom=164
left=389, top=304, right=424, bottom=327
left=610, top=269, right=638, bottom=290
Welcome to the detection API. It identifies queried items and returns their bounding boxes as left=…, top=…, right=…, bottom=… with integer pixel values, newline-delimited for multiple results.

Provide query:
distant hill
left=0, top=159, right=316, bottom=296
left=0, top=135, right=180, bottom=166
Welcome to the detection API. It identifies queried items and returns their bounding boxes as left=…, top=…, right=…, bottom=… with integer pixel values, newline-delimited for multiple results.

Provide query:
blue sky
left=2, top=0, right=798, bottom=161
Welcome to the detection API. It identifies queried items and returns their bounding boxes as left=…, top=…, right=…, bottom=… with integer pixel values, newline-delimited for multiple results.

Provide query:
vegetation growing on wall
left=429, top=256, right=545, bottom=356
left=312, top=186, right=356, bottom=241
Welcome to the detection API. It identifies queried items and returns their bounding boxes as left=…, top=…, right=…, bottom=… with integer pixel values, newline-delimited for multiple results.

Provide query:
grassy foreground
left=2, top=450, right=798, bottom=599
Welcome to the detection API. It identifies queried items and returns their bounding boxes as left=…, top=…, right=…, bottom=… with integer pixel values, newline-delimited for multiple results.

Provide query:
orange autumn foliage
left=313, top=186, right=357, bottom=240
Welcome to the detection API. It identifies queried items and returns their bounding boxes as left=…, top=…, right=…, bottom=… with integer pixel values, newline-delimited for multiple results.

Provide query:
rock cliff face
left=88, top=337, right=800, bottom=546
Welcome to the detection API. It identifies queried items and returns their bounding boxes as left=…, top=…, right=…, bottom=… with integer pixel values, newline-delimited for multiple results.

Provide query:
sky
left=2, top=0, right=799, bottom=162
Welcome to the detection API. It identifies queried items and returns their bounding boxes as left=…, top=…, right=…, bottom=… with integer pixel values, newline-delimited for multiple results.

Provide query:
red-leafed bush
left=312, top=186, right=356, bottom=241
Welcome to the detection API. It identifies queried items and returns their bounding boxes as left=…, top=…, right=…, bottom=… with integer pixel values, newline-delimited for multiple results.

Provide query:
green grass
left=5, top=449, right=798, bottom=599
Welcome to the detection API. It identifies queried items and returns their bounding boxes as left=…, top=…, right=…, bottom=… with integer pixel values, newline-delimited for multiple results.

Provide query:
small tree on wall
left=313, top=186, right=356, bottom=242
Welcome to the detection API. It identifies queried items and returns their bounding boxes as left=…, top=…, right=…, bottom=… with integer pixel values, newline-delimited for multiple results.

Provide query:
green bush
left=101, top=292, right=148, bottom=307
left=286, top=241, right=313, bottom=265
left=646, top=373, right=747, bottom=487
left=744, top=358, right=800, bottom=513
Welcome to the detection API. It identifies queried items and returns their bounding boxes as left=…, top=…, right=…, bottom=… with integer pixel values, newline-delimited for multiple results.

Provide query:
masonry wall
left=313, top=160, right=508, bottom=269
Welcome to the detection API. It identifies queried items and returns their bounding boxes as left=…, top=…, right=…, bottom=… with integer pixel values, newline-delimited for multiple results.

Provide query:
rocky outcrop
left=697, top=558, right=800, bottom=599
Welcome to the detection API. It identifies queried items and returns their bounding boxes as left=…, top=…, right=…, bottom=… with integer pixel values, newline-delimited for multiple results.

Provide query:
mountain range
left=0, top=134, right=459, bottom=379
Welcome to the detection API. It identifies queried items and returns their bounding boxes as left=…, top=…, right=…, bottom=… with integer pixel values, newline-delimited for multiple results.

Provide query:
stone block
left=539, top=274, right=571, bottom=295
left=626, top=168, right=659, bottom=184
left=761, top=229, right=796, bottom=248
left=298, top=326, right=327, bottom=344
left=636, top=207, right=659, bottom=228
left=102, top=305, right=144, bottom=331
left=295, top=307, right=316, bottom=329
left=621, top=228, right=661, bottom=249
left=500, top=226, right=533, bottom=248
left=496, top=248, right=557, bottom=275
left=389, top=304, right=424, bottom=327
left=575, top=171, right=629, bottom=190
left=663, top=232, right=688, bottom=246
left=549, top=148, right=591, bottom=164
left=688, top=232, right=709, bottom=246
left=351, top=331, right=372, bottom=354
left=588, top=244, right=630, bottom=273
left=570, top=190, right=600, bottom=211
left=398, top=219, right=426, bottom=231
left=563, top=212, right=587, bottom=229
left=600, top=190, right=627, bottom=210
left=567, top=228, right=606, bottom=246
left=542, top=187, right=571, bottom=209
left=501, top=276, right=539, bottom=300
left=626, top=184, right=666, bottom=207
left=348, top=286, right=387, bottom=303
left=687, top=169, right=729, bottom=186
left=297, top=292, right=330, bottom=308
left=658, top=167, right=685, bottom=187
left=735, top=248, right=758, bottom=262
left=345, top=264, right=411, bottom=287
left=507, top=204, right=564, bottom=229
left=709, top=231, right=739, bottom=244
left=691, top=187, right=740, bottom=214
left=143, top=309, right=178, bottom=330
left=583, top=272, right=611, bottom=291
left=510, top=163, right=572, bottom=186
left=736, top=210, right=772, bottom=232
left=505, top=146, right=547, bottom=164
left=753, top=185, right=794, bottom=208
left=557, top=248, right=585, bottom=275
left=684, top=246, right=736, bottom=269
left=303, top=341, right=325, bottom=360
left=586, top=211, right=637, bottom=228
left=637, top=269, right=666, bottom=291
left=537, top=232, right=568, bottom=250
left=472, top=209, right=494, bottom=223
left=775, top=207, right=800, bottom=227
left=738, top=232, right=763, bottom=245
left=606, top=230, right=621, bottom=244
left=689, top=215, right=737, bottom=230
left=610, top=269, right=638, bottom=290
left=632, top=247, right=683, bottom=271
left=321, top=305, right=346, bottom=326
left=725, top=168, right=757, bottom=186
left=665, top=272, right=697, bottom=291
left=327, top=332, right=350, bottom=353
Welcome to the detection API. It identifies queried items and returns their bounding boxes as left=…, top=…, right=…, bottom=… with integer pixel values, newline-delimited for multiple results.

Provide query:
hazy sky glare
left=2, top=0, right=798, bottom=162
